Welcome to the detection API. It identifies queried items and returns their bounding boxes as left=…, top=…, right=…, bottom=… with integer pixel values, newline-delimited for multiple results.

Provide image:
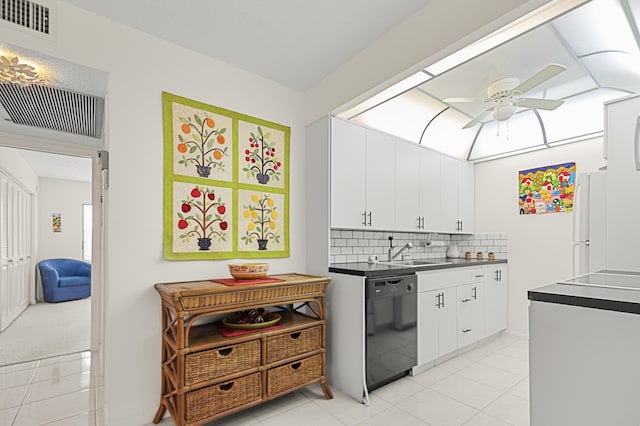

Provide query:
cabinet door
left=395, top=141, right=421, bottom=231
left=484, top=265, right=507, bottom=336
left=438, top=287, right=457, bottom=358
left=419, top=149, right=441, bottom=231
left=417, top=290, right=439, bottom=365
left=365, top=129, right=395, bottom=230
left=457, top=161, right=474, bottom=233
left=457, top=283, right=484, bottom=348
left=331, top=118, right=367, bottom=229
left=439, top=155, right=459, bottom=233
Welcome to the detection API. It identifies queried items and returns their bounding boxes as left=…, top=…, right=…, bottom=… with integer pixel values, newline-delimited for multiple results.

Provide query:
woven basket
left=266, top=326, right=322, bottom=364
left=267, top=354, right=322, bottom=396
left=185, top=340, right=260, bottom=384
left=185, top=372, right=262, bottom=423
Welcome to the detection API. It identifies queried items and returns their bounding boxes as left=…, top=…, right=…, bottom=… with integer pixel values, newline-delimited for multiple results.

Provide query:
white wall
left=0, top=146, right=38, bottom=193
left=36, top=178, right=91, bottom=263
left=474, top=137, right=605, bottom=334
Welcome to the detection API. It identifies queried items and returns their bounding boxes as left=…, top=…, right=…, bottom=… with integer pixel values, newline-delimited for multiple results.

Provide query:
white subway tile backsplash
left=329, top=229, right=509, bottom=264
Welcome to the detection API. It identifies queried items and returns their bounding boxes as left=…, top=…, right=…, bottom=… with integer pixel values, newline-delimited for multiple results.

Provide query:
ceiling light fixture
left=0, top=55, right=44, bottom=86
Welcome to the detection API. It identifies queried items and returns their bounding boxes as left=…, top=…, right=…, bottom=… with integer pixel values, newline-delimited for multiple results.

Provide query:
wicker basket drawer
left=185, top=372, right=262, bottom=423
left=267, top=354, right=322, bottom=396
left=266, top=326, right=322, bottom=363
left=185, top=339, right=260, bottom=384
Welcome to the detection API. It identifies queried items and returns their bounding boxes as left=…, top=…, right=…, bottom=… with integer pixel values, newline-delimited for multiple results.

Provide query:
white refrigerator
left=604, top=93, right=640, bottom=272
left=573, top=171, right=607, bottom=275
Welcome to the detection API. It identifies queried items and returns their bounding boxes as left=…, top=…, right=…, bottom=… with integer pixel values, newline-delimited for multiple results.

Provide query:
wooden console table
left=153, top=273, right=333, bottom=425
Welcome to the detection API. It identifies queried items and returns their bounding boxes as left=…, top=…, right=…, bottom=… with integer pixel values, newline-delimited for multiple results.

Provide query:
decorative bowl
left=223, top=312, right=281, bottom=330
left=228, top=263, right=269, bottom=280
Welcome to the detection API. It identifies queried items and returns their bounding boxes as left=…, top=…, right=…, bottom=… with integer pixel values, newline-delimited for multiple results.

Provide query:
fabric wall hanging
left=162, top=92, right=290, bottom=259
left=518, top=162, right=575, bottom=215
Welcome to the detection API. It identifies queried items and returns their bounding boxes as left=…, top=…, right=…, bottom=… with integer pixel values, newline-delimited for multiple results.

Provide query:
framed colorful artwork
left=518, top=162, right=576, bottom=215
left=162, top=92, right=290, bottom=260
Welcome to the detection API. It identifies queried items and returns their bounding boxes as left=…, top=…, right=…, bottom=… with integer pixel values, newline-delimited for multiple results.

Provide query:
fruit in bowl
left=228, top=263, right=269, bottom=280
left=223, top=308, right=281, bottom=330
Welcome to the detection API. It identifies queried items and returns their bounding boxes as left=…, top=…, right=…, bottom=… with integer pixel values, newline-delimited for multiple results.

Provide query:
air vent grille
left=1, top=0, right=49, bottom=34
left=0, top=83, right=104, bottom=138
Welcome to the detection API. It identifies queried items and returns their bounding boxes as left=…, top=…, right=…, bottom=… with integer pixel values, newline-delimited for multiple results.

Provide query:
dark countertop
left=528, top=271, right=640, bottom=315
left=329, top=257, right=507, bottom=278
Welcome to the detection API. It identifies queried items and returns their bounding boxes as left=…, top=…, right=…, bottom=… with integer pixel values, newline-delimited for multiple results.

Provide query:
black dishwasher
left=365, top=274, right=417, bottom=391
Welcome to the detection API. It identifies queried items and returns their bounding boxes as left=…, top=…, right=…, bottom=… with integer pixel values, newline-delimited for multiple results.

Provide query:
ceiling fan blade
left=517, top=97, right=564, bottom=110
left=443, top=97, right=486, bottom=103
left=462, top=109, right=492, bottom=129
left=513, top=64, right=567, bottom=95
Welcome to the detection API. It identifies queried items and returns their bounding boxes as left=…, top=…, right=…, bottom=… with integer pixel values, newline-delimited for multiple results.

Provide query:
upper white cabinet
left=331, top=118, right=367, bottom=229
left=395, top=140, right=442, bottom=232
left=365, top=129, right=396, bottom=230
left=330, top=117, right=472, bottom=233
left=440, top=155, right=474, bottom=233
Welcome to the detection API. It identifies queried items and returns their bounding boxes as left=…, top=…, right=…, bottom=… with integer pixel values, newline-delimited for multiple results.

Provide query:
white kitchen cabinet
left=417, top=287, right=457, bottom=365
left=395, top=140, right=442, bottom=231
left=365, top=128, right=395, bottom=230
left=483, top=264, right=507, bottom=337
left=395, top=140, right=422, bottom=231
left=330, top=118, right=395, bottom=230
left=440, top=155, right=474, bottom=233
left=331, top=118, right=367, bottom=229
left=457, top=282, right=484, bottom=348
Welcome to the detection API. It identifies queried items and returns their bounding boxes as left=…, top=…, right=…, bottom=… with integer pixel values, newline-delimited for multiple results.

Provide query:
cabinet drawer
left=418, top=268, right=473, bottom=292
left=267, top=354, right=322, bottom=396
left=185, top=339, right=260, bottom=384
left=266, top=326, right=322, bottom=363
left=185, top=372, right=262, bottom=423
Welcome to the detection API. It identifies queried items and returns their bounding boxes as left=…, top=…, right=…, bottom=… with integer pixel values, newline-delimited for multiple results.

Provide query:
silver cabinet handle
left=461, top=298, right=471, bottom=303
left=367, top=211, right=372, bottom=226
left=462, top=328, right=472, bottom=333
left=472, top=286, right=477, bottom=300
left=362, top=211, right=367, bottom=226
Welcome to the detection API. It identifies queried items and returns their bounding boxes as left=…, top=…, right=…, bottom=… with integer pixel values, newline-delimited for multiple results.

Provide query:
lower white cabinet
left=457, top=282, right=484, bottom=348
left=417, top=287, right=457, bottom=365
left=484, top=265, right=507, bottom=336
left=415, top=265, right=507, bottom=370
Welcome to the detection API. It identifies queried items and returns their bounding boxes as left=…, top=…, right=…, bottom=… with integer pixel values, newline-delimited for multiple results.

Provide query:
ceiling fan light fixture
left=0, top=55, right=45, bottom=86
left=493, top=100, right=517, bottom=121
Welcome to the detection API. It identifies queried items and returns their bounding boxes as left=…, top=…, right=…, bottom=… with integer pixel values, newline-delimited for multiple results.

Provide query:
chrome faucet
left=388, top=236, right=413, bottom=261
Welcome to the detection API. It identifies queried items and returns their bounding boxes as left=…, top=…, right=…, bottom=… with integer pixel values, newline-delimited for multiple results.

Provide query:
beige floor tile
left=479, top=352, right=529, bottom=377
left=457, top=362, right=523, bottom=392
left=483, top=392, right=530, bottom=426
left=430, top=373, right=504, bottom=410
left=463, top=411, right=513, bottom=425
left=0, top=384, right=27, bottom=409
left=357, top=405, right=428, bottom=425
left=369, top=376, right=424, bottom=405
left=396, top=387, right=478, bottom=426
left=259, top=400, right=343, bottom=425
left=408, top=365, right=452, bottom=387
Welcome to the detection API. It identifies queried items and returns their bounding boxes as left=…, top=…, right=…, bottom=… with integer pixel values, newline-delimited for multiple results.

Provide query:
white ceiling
left=63, top=0, right=433, bottom=91
left=18, top=149, right=92, bottom=183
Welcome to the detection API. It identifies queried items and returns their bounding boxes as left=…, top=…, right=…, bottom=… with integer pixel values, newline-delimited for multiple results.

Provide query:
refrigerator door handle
left=572, top=241, right=589, bottom=276
left=635, top=116, right=640, bottom=171
left=573, top=180, right=583, bottom=243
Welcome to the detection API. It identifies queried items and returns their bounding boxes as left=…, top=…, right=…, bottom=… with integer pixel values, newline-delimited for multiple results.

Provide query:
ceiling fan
left=444, top=64, right=567, bottom=129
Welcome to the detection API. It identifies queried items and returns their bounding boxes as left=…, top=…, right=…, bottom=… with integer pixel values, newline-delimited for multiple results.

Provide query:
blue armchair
left=38, top=258, right=91, bottom=303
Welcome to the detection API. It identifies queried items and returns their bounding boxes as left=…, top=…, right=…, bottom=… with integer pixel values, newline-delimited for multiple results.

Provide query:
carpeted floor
left=0, top=298, right=91, bottom=366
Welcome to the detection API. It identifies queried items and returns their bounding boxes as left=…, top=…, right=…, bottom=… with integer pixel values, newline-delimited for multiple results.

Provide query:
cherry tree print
left=177, top=185, right=228, bottom=251
left=243, top=126, right=282, bottom=184
left=176, top=113, right=228, bottom=178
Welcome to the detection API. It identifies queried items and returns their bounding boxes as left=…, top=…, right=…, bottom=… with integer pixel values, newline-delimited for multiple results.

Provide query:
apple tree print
left=176, top=113, right=228, bottom=178
left=243, top=126, right=282, bottom=185
left=177, top=185, right=229, bottom=251
left=241, top=193, right=280, bottom=250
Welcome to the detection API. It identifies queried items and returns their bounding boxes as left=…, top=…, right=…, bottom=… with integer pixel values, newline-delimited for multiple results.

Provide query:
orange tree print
left=176, top=113, right=228, bottom=178
left=243, top=126, right=282, bottom=185
left=241, top=194, right=280, bottom=250
left=177, top=186, right=228, bottom=251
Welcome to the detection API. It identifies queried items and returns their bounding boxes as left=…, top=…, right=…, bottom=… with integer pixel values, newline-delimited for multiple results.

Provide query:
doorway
left=0, top=144, right=104, bottom=368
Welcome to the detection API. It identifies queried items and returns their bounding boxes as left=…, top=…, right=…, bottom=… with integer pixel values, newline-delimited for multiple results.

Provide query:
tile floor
left=0, top=351, right=102, bottom=425
left=0, top=333, right=529, bottom=425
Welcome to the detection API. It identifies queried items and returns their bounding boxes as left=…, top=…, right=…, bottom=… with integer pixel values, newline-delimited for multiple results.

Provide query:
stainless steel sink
left=378, top=259, right=451, bottom=267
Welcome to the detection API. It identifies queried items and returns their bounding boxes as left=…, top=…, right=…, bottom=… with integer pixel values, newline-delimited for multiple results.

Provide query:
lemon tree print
left=242, top=194, right=280, bottom=250
left=176, top=113, right=228, bottom=178
left=243, top=126, right=282, bottom=185
left=177, top=185, right=228, bottom=251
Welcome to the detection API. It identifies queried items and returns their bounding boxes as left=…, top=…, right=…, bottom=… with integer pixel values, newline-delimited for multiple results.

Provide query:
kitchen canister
left=447, top=245, right=460, bottom=258
left=465, top=252, right=471, bottom=260
left=477, top=252, right=483, bottom=260
left=488, top=252, right=495, bottom=260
